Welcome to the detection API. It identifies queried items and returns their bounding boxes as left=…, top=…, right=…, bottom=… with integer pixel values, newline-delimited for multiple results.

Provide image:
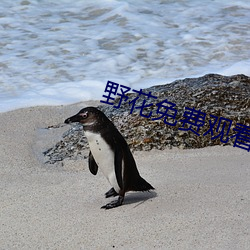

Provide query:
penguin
left=65, top=107, right=154, bottom=209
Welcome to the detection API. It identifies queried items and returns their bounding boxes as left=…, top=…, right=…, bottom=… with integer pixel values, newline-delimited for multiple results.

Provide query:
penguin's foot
left=101, top=196, right=124, bottom=209
left=105, top=187, right=118, bottom=198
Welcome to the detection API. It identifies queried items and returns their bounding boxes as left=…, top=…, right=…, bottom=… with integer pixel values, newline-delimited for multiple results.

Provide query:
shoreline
left=0, top=102, right=249, bottom=249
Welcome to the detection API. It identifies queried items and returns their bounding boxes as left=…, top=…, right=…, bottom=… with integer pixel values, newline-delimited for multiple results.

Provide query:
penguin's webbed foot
left=101, top=196, right=124, bottom=209
left=105, top=187, right=118, bottom=198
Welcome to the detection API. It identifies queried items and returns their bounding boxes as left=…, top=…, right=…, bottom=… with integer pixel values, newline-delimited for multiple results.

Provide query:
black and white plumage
left=65, top=107, right=154, bottom=209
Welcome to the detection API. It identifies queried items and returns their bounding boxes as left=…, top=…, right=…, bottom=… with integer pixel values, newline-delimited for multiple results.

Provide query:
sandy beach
left=0, top=102, right=249, bottom=249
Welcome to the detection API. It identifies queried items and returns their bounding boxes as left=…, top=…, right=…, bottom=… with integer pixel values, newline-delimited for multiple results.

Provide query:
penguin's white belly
left=85, top=131, right=120, bottom=193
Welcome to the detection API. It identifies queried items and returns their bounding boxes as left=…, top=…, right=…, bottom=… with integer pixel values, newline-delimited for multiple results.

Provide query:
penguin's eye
left=79, top=112, right=88, bottom=119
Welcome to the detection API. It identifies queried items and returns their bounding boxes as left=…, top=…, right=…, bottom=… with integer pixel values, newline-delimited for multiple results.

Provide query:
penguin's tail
left=132, top=176, right=154, bottom=192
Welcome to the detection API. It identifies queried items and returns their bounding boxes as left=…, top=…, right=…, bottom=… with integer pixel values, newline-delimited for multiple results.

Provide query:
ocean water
left=0, top=0, right=249, bottom=113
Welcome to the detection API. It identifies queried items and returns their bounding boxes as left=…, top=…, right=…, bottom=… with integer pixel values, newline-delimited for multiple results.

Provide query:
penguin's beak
left=64, top=114, right=81, bottom=124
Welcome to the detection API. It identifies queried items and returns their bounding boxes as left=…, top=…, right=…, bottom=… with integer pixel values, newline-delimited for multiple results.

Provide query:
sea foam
left=0, top=0, right=249, bottom=112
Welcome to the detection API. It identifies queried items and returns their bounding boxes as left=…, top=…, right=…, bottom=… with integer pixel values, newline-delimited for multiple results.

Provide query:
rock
left=43, top=74, right=250, bottom=164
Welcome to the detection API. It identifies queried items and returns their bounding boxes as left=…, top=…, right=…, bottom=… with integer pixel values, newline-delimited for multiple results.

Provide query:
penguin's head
left=65, top=107, right=108, bottom=129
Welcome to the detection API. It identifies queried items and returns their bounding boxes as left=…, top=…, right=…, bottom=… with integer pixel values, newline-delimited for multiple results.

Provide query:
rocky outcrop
left=44, top=74, right=250, bottom=163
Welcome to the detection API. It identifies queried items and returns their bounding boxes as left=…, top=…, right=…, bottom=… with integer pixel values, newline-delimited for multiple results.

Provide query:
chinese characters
left=100, top=81, right=249, bottom=152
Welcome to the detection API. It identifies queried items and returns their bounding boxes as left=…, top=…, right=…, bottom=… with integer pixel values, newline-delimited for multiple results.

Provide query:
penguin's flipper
left=105, top=187, right=118, bottom=198
left=114, top=146, right=124, bottom=190
left=88, top=151, right=98, bottom=175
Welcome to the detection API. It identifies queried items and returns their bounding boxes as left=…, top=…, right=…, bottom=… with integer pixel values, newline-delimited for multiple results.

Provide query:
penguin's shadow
left=123, top=191, right=157, bottom=208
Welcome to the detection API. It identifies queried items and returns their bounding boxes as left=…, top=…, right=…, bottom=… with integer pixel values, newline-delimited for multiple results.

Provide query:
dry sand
left=0, top=102, right=249, bottom=249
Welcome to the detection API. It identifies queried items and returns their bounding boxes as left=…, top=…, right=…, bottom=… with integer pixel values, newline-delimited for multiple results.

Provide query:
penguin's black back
left=96, top=111, right=154, bottom=192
